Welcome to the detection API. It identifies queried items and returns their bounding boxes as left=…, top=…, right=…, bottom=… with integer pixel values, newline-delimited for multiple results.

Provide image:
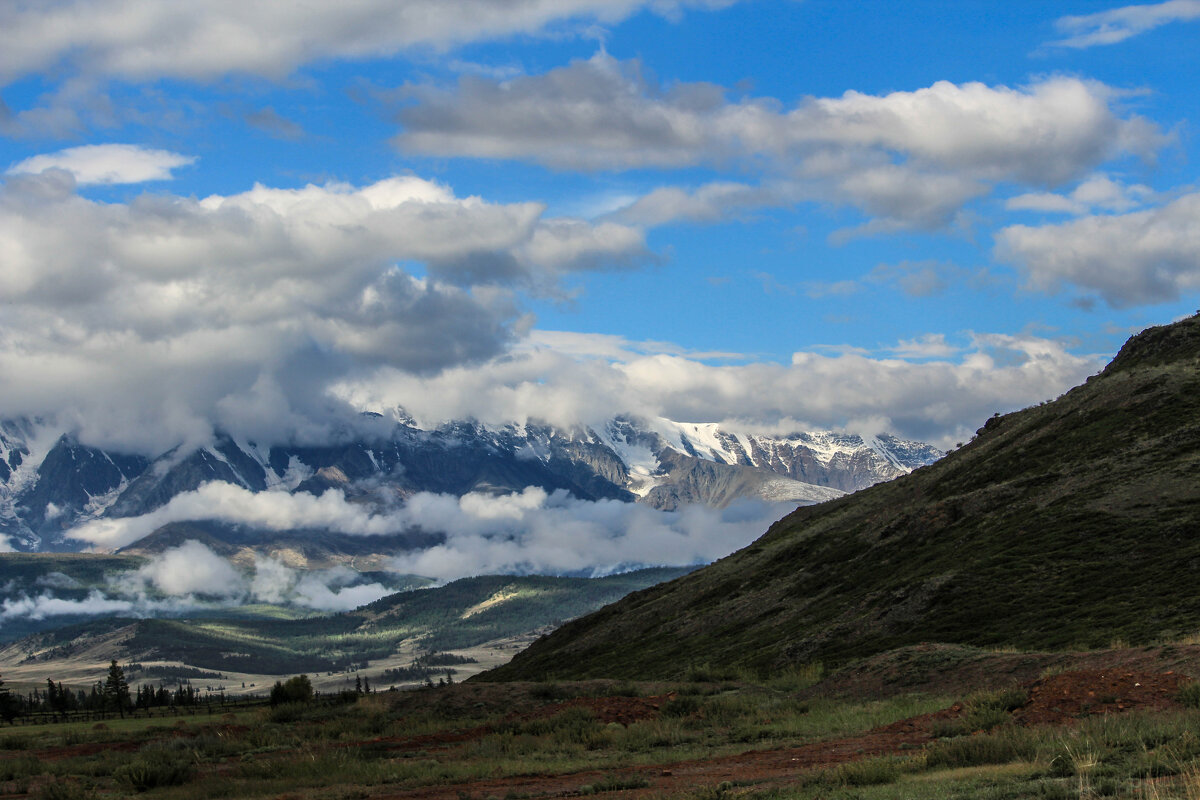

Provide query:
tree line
left=1, top=660, right=216, bottom=724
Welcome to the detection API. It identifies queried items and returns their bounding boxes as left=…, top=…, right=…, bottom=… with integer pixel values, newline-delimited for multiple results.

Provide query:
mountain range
left=483, top=313, right=1200, bottom=681
left=0, top=415, right=939, bottom=553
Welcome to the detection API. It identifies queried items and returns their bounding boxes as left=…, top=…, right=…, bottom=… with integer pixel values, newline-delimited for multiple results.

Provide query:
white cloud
left=395, top=56, right=1161, bottom=230
left=126, top=540, right=244, bottom=598
left=0, top=0, right=741, bottom=85
left=0, top=172, right=645, bottom=453
left=63, top=482, right=790, bottom=581
left=1, top=590, right=139, bottom=621
left=389, top=489, right=789, bottom=581
left=396, top=57, right=1157, bottom=182
left=335, top=330, right=1100, bottom=450
left=1050, top=0, right=1200, bottom=48
left=7, top=144, right=196, bottom=185
left=1006, top=174, right=1153, bottom=215
left=0, top=541, right=398, bottom=622
left=996, top=193, right=1200, bottom=307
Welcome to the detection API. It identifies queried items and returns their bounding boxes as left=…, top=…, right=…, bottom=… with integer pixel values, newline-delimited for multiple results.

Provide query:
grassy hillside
left=5, top=567, right=693, bottom=675
left=484, top=314, right=1200, bottom=681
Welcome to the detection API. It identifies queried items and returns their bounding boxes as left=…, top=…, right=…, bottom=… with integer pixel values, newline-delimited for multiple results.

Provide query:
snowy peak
left=0, top=414, right=942, bottom=552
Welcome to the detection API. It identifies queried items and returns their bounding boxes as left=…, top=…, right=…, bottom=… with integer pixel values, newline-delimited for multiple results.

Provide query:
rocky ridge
left=0, top=415, right=940, bottom=552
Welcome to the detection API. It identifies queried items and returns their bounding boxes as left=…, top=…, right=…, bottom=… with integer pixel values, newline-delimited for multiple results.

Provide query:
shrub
left=112, top=753, right=194, bottom=792
left=661, top=696, right=701, bottom=718
left=1177, top=680, right=1200, bottom=709
left=925, top=729, right=1037, bottom=769
left=270, top=674, right=314, bottom=706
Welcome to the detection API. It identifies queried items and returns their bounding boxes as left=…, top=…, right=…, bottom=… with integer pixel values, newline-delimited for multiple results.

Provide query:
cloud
left=0, top=171, right=646, bottom=453
left=0, top=0, right=741, bottom=85
left=865, top=260, right=1001, bottom=298
left=0, top=541, right=397, bottom=621
left=125, top=539, right=244, bottom=598
left=1, top=590, right=141, bottom=621
left=395, top=56, right=1157, bottom=182
left=334, top=330, right=1100, bottom=450
left=394, top=55, right=1161, bottom=230
left=64, top=483, right=791, bottom=582
left=995, top=192, right=1200, bottom=307
left=1050, top=0, right=1200, bottom=48
left=70, top=484, right=407, bottom=549
left=244, top=107, right=305, bottom=140
left=7, top=144, right=196, bottom=185
left=388, top=488, right=790, bottom=581
left=1006, top=174, right=1154, bottom=215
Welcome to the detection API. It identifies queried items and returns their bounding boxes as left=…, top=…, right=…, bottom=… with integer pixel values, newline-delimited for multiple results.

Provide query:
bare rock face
left=0, top=414, right=940, bottom=552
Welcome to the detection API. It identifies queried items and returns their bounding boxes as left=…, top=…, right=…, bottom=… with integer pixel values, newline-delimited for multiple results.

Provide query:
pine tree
left=104, top=660, right=130, bottom=718
left=0, top=672, right=17, bottom=724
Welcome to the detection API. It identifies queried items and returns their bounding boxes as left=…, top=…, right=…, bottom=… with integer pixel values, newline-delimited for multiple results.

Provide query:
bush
left=270, top=674, right=314, bottom=706
left=112, top=753, right=194, bottom=792
left=1176, top=680, right=1200, bottom=709
left=925, top=729, right=1037, bottom=769
left=661, top=696, right=701, bottom=718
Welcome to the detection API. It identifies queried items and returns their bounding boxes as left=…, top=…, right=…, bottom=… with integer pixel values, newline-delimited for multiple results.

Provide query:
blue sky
left=1, top=0, right=1198, bottom=452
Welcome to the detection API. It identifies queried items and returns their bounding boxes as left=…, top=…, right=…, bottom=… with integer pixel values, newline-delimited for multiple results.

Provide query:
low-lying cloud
left=68, top=484, right=792, bottom=583
left=0, top=540, right=396, bottom=624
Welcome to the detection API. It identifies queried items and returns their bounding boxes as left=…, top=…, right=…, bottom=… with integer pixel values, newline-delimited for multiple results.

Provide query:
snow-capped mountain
left=0, top=415, right=941, bottom=552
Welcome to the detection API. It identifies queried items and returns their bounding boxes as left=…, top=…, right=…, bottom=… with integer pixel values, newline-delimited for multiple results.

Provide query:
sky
left=2, top=0, right=1199, bottom=455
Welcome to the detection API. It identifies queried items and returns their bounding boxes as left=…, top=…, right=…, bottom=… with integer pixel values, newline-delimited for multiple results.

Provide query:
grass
left=7, top=674, right=1200, bottom=799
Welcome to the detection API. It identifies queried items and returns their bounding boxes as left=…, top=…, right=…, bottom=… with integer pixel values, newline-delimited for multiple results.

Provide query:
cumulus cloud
left=335, top=330, right=1100, bottom=450
left=1050, top=0, right=1200, bottom=48
left=124, top=539, right=245, bottom=598
left=0, top=0, right=740, bottom=85
left=0, top=171, right=646, bottom=453
left=394, top=55, right=1161, bottom=230
left=7, top=144, right=196, bottom=185
left=996, top=193, right=1200, bottom=307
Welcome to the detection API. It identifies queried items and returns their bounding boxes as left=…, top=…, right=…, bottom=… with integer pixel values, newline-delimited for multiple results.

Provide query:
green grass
left=9, top=676, right=1200, bottom=800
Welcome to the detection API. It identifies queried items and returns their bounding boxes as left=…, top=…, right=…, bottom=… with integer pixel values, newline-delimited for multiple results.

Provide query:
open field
left=4, top=647, right=1200, bottom=799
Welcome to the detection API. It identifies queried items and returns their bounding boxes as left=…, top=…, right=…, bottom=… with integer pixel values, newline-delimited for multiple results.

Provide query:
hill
left=483, top=315, right=1200, bottom=680
left=0, top=567, right=692, bottom=683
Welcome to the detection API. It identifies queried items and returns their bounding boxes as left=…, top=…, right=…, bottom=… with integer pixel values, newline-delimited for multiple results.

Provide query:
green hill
left=483, top=314, right=1200, bottom=681
left=5, top=567, right=693, bottom=675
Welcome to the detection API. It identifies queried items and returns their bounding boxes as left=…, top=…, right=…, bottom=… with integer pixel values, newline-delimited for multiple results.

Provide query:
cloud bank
left=68, top=483, right=790, bottom=580
left=334, top=330, right=1101, bottom=450
left=0, top=540, right=396, bottom=623
left=394, top=55, right=1162, bottom=231
left=0, top=169, right=646, bottom=453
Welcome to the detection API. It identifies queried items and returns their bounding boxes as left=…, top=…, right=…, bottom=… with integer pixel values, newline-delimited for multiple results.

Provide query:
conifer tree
left=0, top=672, right=17, bottom=724
left=104, top=660, right=130, bottom=718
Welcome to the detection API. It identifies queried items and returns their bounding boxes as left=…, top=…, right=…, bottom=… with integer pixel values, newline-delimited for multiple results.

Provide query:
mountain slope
left=482, top=315, right=1200, bottom=681
left=0, top=416, right=938, bottom=553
